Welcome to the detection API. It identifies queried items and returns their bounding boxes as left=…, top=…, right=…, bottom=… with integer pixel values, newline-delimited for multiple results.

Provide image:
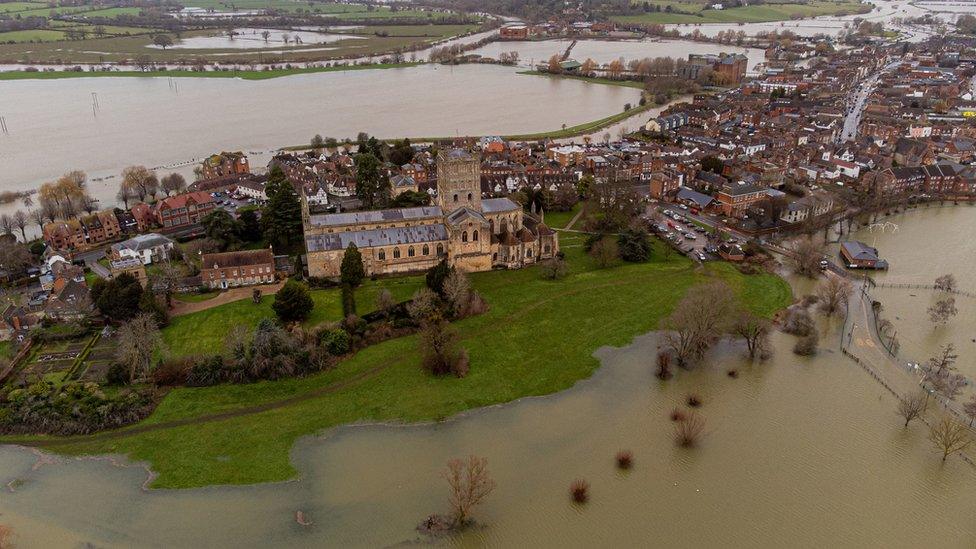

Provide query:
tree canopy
left=272, top=280, right=314, bottom=322
left=261, top=167, right=302, bottom=252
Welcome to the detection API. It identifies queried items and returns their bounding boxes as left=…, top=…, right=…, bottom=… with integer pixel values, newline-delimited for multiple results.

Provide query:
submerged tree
left=662, top=282, right=734, bottom=367
left=921, top=344, right=966, bottom=402
left=443, top=455, right=496, bottom=527
left=817, top=275, right=851, bottom=317
left=934, top=273, right=957, bottom=293
left=927, top=296, right=958, bottom=326
left=929, top=416, right=971, bottom=462
left=897, top=391, right=927, bottom=427
left=731, top=307, right=771, bottom=360
left=790, top=236, right=826, bottom=278
left=673, top=411, right=706, bottom=447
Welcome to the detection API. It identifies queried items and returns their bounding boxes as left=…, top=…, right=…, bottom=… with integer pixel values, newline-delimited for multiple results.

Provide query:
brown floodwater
left=2, top=209, right=976, bottom=547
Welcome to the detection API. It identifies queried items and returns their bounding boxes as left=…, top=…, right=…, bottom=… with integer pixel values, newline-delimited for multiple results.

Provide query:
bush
left=341, top=283, right=357, bottom=317
left=426, top=259, right=453, bottom=295
left=782, top=307, right=814, bottom=336
left=793, top=330, right=819, bottom=356
left=540, top=257, right=569, bottom=280
left=615, top=450, right=633, bottom=470
left=152, top=357, right=192, bottom=386
left=570, top=479, right=590, bottom=503
left=319, top=327, right=351, bottom=356
left=272, top=280, right=314, bottom=322
left=186, top=356, right=224, bottom=387
left=106, top=362, right=129, bottom=386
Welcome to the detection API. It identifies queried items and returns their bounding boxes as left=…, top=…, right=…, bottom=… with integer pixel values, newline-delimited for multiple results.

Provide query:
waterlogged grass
left=0, top=62, right=422, bottom=81
left=616, top=0, right=869, bottom=24
left=25, top=246, right=791, bottom=488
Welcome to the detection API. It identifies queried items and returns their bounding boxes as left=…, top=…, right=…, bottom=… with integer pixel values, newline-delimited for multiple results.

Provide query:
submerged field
left=614, top=0, right=870, bottom=24
left=2, top=241, right=791, bottom=488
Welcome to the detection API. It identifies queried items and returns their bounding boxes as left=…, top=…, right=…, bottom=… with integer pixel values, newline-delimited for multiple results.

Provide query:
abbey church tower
left=436, top=149, right=482, bottom=212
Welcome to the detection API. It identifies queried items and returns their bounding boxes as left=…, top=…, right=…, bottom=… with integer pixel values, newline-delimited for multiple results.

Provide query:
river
left=2, top=209, right=976, bottom=547
left=0, top=63, right=640, bottom=205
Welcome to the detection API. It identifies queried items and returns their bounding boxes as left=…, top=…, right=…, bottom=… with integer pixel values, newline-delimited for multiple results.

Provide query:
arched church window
left=378, top=250, right=386, bottom=260
left=453, top=194, right=458, bottom=203
left=408, top=246, right=415, bottom=257
left=393, top=247, right=401, bottom=259
left=437, top=244, right=445, bottom=256
left=462, top=231, right=468, bottom=242
left=422, top=244, right=429, bottom=255
left=473, top=230, right=479, bottom=242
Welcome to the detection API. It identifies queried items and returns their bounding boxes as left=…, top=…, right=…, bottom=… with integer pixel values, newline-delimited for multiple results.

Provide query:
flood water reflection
left=2, top=319, right=975, bottom=547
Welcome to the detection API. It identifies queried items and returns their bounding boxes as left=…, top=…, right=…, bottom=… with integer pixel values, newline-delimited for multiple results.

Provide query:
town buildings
left=109, top=233, right=175, bottom=265
left=200, top=249, right=276, bottom=289
left=304, top=149, right=559, bottom=279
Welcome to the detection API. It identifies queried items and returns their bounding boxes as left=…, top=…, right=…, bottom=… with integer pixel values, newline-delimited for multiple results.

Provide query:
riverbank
left=516, top=70, right=646, bottom=89
left=2, top=246, right=790, bottom=488
left=0, top=61, right=423, bottom=81
left=612, top=0, right=872, bottom=25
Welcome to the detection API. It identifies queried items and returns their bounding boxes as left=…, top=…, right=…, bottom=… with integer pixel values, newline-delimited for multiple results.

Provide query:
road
left=838, top=60, right=900, bottom=143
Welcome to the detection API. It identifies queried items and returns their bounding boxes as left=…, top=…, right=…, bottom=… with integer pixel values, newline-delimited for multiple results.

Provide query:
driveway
left=169, top=281, right=286, bottom=317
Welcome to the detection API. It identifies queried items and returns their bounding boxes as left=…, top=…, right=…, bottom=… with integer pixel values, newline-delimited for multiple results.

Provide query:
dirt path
left=169, top=281, right=285, bottom=317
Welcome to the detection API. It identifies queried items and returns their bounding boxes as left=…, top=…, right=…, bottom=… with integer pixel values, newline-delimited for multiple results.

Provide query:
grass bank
left=615, top=0, right=870, bottom=24
left=4, top=245, right=791, bottom=488
left=0, top=62, right=422, bottom=81
left=517, top=70, right=646, bottom=89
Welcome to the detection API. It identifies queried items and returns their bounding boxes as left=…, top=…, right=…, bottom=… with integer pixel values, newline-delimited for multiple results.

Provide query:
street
left=838, top=60, right=900, bottom=143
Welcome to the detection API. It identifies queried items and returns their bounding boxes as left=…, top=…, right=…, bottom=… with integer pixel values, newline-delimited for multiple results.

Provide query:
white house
left=110, top=233, right=175, bottom=265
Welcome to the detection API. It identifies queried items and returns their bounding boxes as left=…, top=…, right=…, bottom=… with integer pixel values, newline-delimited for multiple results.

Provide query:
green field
left=0, top=29, right=67, bottom=42
left=0, top=23, right=479, bottom=63
left=615, top=0, right=870, bottom=24
left=0, top=61, right=421, bottom=80
left=181, top=0, right=457, bottom=18
left=0, top=1, right=46, bottom=13
left=4, top=245, right=792, bottom=488
left=163, top=277, right=423, bottom=357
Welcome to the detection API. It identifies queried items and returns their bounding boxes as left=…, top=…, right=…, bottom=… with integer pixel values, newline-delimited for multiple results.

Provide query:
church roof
left=308, top=206, right=442, bottom=228
left=306, top=224, right=448, bottom=252
left=446, top=207, right=488, bottom=227
left=481, top=197, right=520, bottom=213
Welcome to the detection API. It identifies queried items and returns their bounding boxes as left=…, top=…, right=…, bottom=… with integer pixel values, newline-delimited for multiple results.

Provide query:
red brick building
left=153, top=192, right=216, bottom=229
left=200, top=151, right=250, bottom=181
left=200, top=249, right=276, bottom=289
left=42, top=210, right=123, bottom=252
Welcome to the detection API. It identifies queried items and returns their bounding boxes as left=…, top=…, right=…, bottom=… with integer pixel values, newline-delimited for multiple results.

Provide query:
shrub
left=674, top=412, right=705, bottom=447
left=617, top=228, right=651, bottom=262
left=341, top=283, right=357, bottom=317
left=570, top=479, right=590, bottom=503
left=656, top=351, right=672, bottom=380
left=669, top=407, right=686, bottom=422
left=793, top=330, right=819, bottom=356
left=615, top=450, right=633, bottom=470
left=727, top=369, right=738, bottom=378
left=186, top=356, right=224, bottom=387
left=106, top=362, right=129, bottom=386
left=540, top=257, right=569, bottom=280
left=426, top=259, right=453, bottom=295
left=152, top=357, right=192, bottom=386
left=272, top=280, right=314, bottom=322
left=319, top=327, right=351, bottom=356
left=686, top=394, right=702, bottom=408
left=782, top=307, right=814, bottom=336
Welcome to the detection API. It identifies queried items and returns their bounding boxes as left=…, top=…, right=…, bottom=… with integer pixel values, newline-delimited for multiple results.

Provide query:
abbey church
left=304, top=149, right=559, bottom=278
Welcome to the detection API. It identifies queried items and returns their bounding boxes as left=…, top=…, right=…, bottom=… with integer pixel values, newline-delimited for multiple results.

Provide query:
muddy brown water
left=2, top=209, right=976, bottom=547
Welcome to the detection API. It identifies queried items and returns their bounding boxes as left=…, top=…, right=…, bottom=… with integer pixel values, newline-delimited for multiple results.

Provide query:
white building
left=109, top=233, right=175, bottom=265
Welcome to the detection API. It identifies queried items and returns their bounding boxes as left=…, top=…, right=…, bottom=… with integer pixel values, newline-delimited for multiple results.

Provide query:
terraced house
left=200, top=249, right=276, bottom=289
left=42, top=210, right=122, bottom=252
left=304, top=149, right=559, bottom=279
left=153, top=191, right=216, bottom=229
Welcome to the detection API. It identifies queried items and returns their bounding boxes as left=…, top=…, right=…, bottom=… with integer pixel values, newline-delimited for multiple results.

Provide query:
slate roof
left=676, top=187, right=715, bottom=208
left=481, top=197, right=519, bottom=213
left=306, top=224, right=448, bottom=252
left=111, top=233, right=173, bottom=254
left=202, top=249, right=274, bottom=269
left=308, top=206, right=443, bottom=228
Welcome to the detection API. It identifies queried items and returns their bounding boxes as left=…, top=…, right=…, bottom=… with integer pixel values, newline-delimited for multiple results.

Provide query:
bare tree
left=12, top=210, right=28, bottom=242
left=375, top=288, right=394, bottom=318
left=121, top=165, right=160, bottom=203
left=929, top=416, right=971, bottom=462
left=673, top=412, right=706, bottom=447
left=817, top=275, right=851, bottom=316
left=897, top=391, right=927, bottom=427
left=442, top=455, right=496, bottom=527
left=662, top=282, right=734, bottom=367
left=963, top=395, right=976, bottom=427
left=927, top=297, right=958, bottom=326
left=442, top=270, right=471, bottom=317
left=116, top=314, right=164, bottom=383
left=921, top=344, right=965, bottom=401
left=0, top=214, right=13, bottom=236
left=160, top=173, right=187, bottom=196
left=419, top=318, right=464, bottom=376
left=589, top=236, right=619, bottom=268
left=29, top=209, right=46, bottom=232
left=790, top=236, right=826, bottom=277
left=731, top=307, right=771, bottom=360
left=150, top=261, right=185, bottom=307
left=934, top=273, right=956, bottom=293
left=407, top=287, right=438, bottom=322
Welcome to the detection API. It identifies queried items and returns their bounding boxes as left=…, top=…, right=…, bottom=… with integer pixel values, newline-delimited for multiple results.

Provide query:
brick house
left=201, top=151, right=250, bottom=181
left=42, top=209, right=123, bottom=252
left=200, top=249, right=276, bottom=289
left=716, top=183, right=768, bottom=218
left=153, top=191, right=216, bottom=229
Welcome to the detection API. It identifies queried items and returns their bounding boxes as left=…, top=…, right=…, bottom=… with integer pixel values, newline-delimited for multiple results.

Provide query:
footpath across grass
left=18, top=246, right=790, bottom=488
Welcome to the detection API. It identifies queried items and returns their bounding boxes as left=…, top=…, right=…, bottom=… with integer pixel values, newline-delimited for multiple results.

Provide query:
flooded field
left=147, top=28, right=361, bottom=50
left=2, top=234, right=976, bottom=547
left=0, top=63, right=639, bottom=204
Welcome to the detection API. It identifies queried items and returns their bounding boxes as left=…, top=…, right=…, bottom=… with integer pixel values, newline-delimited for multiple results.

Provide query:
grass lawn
left=0, top=29, right=68, bottom=42
left=543, top=204, right=581, bottom=230
left=0, top=62, right=422, bottom=81
left=15, top=244, right=792, bottom=488
left=173, top=291, right=220, bottom=303
left=0, top=2, right=46, bottom=13
left=163, top=277, right=424, bottom=357
left=616, top=0, right=869, bottom=24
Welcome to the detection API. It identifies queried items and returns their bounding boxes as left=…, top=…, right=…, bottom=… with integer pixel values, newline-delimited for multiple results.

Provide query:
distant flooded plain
left=3, top=207, right=976, bottom=548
